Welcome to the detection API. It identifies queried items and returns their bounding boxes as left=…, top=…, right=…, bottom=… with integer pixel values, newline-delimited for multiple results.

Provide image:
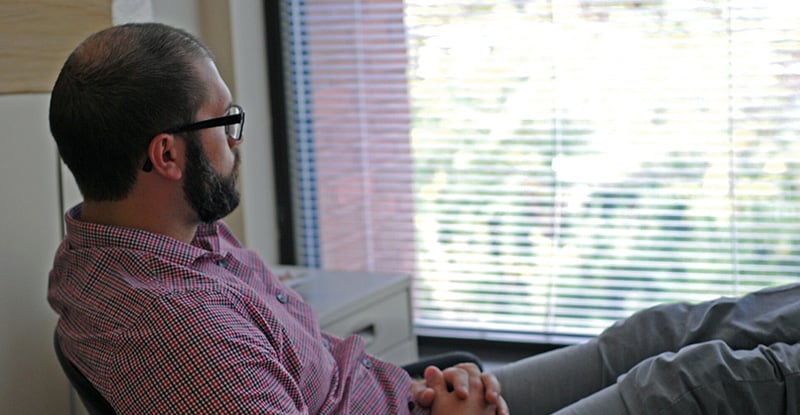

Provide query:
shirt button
left=407, top=401, right=415, bottom=411
left=276, top=293, right=288, bottom=304
left=322, top=339, right=330, bottom=349
left=361, top=358, right=372, bottom=369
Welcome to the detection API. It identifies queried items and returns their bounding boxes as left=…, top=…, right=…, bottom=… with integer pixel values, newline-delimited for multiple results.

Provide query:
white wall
left=227, top=0, right=277, bottom=265
left=0, top=94, right=69, bottom=413
left=0, top=1, right=276, bottom=413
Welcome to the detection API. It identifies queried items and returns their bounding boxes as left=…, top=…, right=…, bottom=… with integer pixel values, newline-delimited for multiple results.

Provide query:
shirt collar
left=64, top=204, right=221, bottom=266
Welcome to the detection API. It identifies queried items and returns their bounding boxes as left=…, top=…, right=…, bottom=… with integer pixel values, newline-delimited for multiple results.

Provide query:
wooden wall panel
left=0, top=0, right=111, bottom=94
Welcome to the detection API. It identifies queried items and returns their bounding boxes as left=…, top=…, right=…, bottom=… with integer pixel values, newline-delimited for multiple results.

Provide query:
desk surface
left=270, top=266, right=411, bottom=326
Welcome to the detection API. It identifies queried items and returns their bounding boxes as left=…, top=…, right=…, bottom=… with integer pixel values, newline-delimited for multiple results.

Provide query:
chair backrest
left=53, top=333, right=117, bottom=415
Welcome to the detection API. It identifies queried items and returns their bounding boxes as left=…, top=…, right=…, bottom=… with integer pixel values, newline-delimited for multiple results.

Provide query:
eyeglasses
left=166, top=104, right=245, bottom=141
left=143, top=104, right=245, bottom=172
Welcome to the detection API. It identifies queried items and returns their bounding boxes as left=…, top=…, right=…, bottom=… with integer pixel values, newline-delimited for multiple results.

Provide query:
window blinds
left=274, top=0, right=800, bottom=343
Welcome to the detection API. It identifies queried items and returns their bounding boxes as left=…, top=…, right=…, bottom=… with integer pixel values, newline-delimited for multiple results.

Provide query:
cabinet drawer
left=322, top=289, right=412, bottom=356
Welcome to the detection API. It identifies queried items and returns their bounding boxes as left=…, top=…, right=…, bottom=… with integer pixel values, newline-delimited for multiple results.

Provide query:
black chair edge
left=401, top=350, right=484, bottom=379
left=53, top=333, right=117, bottom=415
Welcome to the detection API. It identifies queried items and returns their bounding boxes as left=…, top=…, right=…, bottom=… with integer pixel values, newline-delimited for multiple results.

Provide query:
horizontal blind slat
left=285, top=0, right=800, bottom=342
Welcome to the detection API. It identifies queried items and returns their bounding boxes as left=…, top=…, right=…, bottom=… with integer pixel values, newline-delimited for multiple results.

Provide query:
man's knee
left=617, top=340, right=788, bottom=413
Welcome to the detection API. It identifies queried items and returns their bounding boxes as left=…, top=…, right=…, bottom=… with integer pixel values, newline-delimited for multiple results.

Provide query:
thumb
left=424, top=366, right=447, bottom=393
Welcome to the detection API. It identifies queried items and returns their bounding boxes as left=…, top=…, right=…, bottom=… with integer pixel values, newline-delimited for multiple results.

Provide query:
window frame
left=264, top=1, right=800, bottom=344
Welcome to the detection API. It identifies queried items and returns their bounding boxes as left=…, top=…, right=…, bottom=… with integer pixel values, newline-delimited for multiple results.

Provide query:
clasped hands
left=410, top=362, right=509, bottom=415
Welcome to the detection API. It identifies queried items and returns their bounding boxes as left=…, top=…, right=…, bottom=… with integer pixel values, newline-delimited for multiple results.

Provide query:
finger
left=454, top=362, right=482, bottom=377
left=416, top=388, right=436, bottom=408
left=424, top=366, right=447, bottom=393
left=410, top=379, right=436, bottom=408
left=480, top=373, right=502, bottom=404
left=442, top=366, right=469, bottom=398
left=410, top=379, right=425, bottom=396
left=420, top=388, right=435, bottom=407
left=457, top=362, right=486, bottom=399
left=495, top=395, right=509, bottom=415
left=481, top=373, right=508, bottom=414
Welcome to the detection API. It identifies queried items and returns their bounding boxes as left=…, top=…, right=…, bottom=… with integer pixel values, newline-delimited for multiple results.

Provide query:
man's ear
left=145, top=133, right=183, bottom=180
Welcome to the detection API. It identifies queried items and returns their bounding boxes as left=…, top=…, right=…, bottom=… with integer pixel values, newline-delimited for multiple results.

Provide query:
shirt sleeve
left=108, top=290, right=310, bottom=414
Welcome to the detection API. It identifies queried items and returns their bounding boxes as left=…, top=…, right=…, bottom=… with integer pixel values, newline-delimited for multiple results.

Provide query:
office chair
left=54, top=332, right=482, bottom=415
left=53, top=333, right=117, bottom=415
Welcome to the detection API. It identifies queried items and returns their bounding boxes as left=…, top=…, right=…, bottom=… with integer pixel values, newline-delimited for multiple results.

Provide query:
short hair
left=49, top=23, right=214, bottom=201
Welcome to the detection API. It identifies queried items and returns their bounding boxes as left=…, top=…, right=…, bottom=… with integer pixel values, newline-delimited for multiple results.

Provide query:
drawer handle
left=353, top=323, right=376, bottom=346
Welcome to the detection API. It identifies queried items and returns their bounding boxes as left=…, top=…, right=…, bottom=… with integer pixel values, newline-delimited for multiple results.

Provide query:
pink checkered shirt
left=49, top=204, right=424, bottom=414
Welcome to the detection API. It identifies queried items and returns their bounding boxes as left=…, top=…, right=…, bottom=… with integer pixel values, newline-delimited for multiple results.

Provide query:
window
left=267, top=1, right=800, bottom=343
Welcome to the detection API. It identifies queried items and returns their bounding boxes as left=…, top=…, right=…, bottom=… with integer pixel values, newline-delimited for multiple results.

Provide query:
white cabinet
left=275, top=267, right=419, bottom=366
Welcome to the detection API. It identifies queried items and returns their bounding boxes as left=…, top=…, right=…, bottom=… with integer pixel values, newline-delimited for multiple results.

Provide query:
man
left=50, top=21, right=800, bottom=415
left=48, top=22, right=505, bottom=414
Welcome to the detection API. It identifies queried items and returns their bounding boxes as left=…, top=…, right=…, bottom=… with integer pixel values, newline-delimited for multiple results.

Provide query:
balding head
left=50, top=23, right=214, bottom=201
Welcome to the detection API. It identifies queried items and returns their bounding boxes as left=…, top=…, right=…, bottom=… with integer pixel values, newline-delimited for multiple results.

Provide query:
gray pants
left=490, top=283, right=800, bottom=414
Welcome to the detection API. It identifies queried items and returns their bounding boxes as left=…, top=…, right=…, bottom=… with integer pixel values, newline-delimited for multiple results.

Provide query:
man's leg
left=597, top=283, right=800, bottom=380
left=491, top=283, right=800, bottom=414
left=551, top=385, right=627, bottom=415
left=490, top=340, right=607, bottom=414
left=545, top=340, right=800, bottom=415
left=613, top=340, right=800, bottom=414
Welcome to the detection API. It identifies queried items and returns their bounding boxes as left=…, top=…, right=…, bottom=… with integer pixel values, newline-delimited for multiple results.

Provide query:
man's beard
left=182, top=136, right=241, bottom=223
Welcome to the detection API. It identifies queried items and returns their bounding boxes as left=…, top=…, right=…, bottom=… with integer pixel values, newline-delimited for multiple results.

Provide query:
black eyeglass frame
left=165, top=104, right=245, bottom=140
left=143, top=104, right=245, bottom=172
